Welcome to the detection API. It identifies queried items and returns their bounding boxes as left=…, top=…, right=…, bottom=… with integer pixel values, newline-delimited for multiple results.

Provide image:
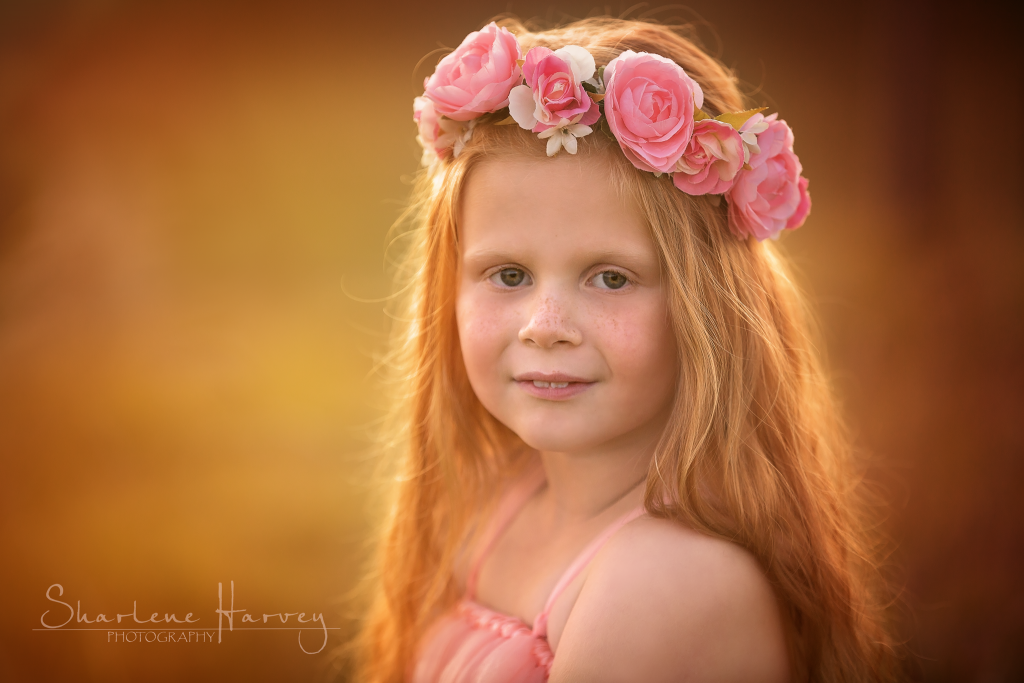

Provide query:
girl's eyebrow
left=583, top=250, right=653, bottom=270
left=460, top=248, right=519, bottom=262
left=462, top=247, right=655, bottom=270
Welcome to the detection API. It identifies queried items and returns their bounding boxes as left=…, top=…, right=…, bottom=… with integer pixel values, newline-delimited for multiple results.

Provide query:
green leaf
left=582, top=81, right=598, bottom=94
left=714, top=107, right=769, bottom=130
left=494, top=115, right=517, bottom=126
left=693, top=107, right=711, bottom=121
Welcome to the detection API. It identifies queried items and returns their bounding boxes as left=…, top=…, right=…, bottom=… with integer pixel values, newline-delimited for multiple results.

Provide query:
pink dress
left=411, top=465, right=647, bottom=683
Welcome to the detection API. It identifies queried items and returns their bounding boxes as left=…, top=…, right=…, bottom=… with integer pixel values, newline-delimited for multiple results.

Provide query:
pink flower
left=508, top=46, right=601, bottom=132
left=726, top=116, right=811, bottom=240
left=672, top=119, right=744, bottom=195
left=413, top=96, right=446, bottom=163
left=423, top=23, right=522, bottom=122
left=789, top=176, right=812, bottom=229
left=603, top=50, right=704, bottom=173
left=413, top=96, right=474, bottom=163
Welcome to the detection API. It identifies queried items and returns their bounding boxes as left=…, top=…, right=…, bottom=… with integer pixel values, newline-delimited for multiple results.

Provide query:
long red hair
left=351, top=17, right=901, bottom=683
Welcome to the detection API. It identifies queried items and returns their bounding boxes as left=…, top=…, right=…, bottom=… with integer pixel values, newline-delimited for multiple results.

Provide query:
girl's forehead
left=464, top=153, right=618, bottom=199
left=459, top=155, right=650, bottom=251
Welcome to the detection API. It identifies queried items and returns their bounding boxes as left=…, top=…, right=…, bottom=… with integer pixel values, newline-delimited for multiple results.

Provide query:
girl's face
left=456, top=154, right=678, bottom=454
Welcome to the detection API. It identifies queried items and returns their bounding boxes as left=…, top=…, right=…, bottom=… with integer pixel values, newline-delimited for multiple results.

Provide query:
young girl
left=354, top=16, right=899, bottom=683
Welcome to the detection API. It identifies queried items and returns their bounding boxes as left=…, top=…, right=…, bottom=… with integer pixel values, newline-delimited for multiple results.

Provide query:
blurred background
left=0, top=0, right=1021, bottom=681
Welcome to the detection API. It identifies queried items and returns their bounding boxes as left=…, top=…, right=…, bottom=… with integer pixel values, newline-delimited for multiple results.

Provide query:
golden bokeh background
left=0, top=1, right=1021, bottom=681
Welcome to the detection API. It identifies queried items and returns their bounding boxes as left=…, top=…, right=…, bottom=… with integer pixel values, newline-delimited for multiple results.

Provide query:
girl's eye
left=490, top=268, right=530, bottom=288
left=592, top=270, right=629, bottom=290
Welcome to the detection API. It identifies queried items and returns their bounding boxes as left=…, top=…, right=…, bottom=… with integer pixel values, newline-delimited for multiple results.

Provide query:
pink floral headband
left=413, top=23, right=811, bottom=241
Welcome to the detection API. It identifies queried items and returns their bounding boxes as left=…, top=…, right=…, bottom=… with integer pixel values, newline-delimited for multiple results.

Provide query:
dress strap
left=532, top=503, right=647, bottom=638
left=465, top=463, right=547, bottom=601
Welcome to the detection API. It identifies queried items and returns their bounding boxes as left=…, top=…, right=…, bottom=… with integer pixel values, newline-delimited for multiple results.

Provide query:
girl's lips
left=515, top=379, right=595, bottom=400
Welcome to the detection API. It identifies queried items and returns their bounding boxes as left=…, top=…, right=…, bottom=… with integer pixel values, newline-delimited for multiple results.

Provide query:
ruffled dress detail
left=411, top=464, right=646, bottom=683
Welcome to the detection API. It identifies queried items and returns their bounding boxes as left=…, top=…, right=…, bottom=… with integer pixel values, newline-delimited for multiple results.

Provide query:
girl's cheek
left=591, top=301, right=652, bottom=355
left=457, top=293, right=519, bottom=381
left=592, top=297, right=675, bottom=381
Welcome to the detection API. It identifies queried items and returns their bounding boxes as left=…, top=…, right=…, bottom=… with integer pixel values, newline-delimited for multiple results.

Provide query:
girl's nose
left=518, top=294, right=583, bottom=348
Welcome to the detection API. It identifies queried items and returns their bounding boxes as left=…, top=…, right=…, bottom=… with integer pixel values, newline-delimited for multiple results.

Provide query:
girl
left=354, top=16, right=900, bottom=683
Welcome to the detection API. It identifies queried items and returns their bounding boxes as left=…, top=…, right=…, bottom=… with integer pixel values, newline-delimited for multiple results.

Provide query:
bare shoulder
left=550, top=515, right=790, bottom=683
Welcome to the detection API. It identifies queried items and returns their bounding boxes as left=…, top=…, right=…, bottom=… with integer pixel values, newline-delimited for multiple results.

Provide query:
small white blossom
left=438, top=118, right=476, bottom=158
left=739, top=115, right=770, bottom=164
left=537, top=122, right=594, bottom=156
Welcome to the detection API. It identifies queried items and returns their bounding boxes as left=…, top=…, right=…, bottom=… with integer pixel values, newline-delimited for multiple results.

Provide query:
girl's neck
left=537, top=444, right=653, bottom=524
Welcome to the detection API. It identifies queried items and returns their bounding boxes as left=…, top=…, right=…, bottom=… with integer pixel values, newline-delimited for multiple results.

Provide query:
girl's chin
left=507, top=423, right=611, bottom=454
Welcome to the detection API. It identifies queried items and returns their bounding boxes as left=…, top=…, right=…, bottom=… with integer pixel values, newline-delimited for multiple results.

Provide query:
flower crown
left=413, top=23, right=811, bottom=241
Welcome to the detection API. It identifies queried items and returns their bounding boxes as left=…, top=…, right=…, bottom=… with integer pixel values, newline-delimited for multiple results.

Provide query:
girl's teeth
left=532, top=381, right=570, bottom=388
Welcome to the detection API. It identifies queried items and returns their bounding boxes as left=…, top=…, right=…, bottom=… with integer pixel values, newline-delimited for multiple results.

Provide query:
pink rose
left=423, top=22, right=522, bottom=122
left=508, top=45, right=601, bottom=132
left=603, top=50, right=704, bottom=173
left=726, top=116, right=811, bottom=240
left=413, top=96, right=475, bottom=162
left=672, top=119, right=744, bottom=195
left=413, top=96, right=446, bottom=162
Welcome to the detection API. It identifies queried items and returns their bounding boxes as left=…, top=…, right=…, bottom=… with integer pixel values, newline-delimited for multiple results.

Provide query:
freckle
left=594, top=312, right=620, bottom=331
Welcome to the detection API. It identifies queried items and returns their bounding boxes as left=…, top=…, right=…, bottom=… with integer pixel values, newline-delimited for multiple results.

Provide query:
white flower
left=553, top=45, right=596, bottom=82
left=416, top=136, right=437, bottom=167
left=438, top=118, right=476, bottom=158
left=537, top=122, right=594, bottom=156
left=508, top=84, right=537, bottom=130
left=738, top=113, right=770, bottom=164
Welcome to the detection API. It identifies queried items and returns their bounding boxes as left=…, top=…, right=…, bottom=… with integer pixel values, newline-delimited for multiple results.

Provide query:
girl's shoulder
left=550, top=515, right=790, bottom=683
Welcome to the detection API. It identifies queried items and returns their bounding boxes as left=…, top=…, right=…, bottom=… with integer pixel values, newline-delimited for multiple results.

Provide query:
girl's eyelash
left=597, top=268, right=631, bottom=280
